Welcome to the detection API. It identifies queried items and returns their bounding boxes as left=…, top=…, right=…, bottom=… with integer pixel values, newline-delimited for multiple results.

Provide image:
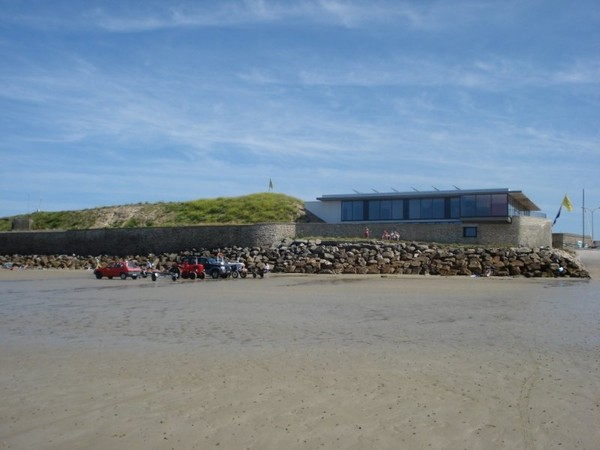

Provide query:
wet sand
left=1, top=253, right=599, bottom=449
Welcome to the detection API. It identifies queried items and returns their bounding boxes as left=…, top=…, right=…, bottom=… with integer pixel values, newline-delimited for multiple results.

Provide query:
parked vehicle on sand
left=94, top=260, right=141, bottom=280
left=227, top=259, right=248, bottom=278
left=170, top=256, right=206, bottom=280
left=140, top=263, right=178, bottom=282
left=197, top=256, right=231, bottom=279
left=141, top=264, right=178, bottom=282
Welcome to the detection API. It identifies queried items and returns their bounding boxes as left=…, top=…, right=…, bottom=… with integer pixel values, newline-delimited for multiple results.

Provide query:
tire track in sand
left=518, top=350, right=540, bottom=450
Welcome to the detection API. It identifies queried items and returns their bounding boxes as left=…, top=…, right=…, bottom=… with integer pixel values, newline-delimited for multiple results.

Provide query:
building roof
left=317, top=188, right=541, bottom=211
left=509, top=191, right=540, bottom=211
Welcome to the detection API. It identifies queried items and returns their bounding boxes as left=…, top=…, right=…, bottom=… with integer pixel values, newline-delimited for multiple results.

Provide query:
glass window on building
left=432, top=198, right=445, bottom=219
left=409, top=199, right=421, bottom=219
left=408, top=198, right=449, bottom=220
left=461, top=195, right=477, bottom=217
left=341, top=201, right=352, bottom=221
left=463, top=226, right=477, bottom=237
left=421, top=198, right=433, bottom=219
left=368, top=200, right=380, bottom=220
left=491, top=194, right=508, bottom=216
left=508, top=201, right=531, bottom=216
left=342, top=200, right=364, bottom=221
left=450, top=197, right=460, bottom=218
left=462, top=194, right=506, bottom=217
left=353, top=201, right=364, bottom=220
left=392, top=200, right=403, bottom=220
left=476, top=195, right=491, bottom=216
left=380, top=200, right=392, bottom=219
left=342, top=193, right=511, bottom=222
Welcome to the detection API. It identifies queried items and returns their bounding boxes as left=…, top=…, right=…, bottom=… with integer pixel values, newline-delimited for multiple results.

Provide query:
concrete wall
left=0, top=223, right=296, bottom=256
left=11, top=218, right=33, bottom=231
left=0, top=216, right=551, bottom=256
left=303, top=200, right=341, bottom=223
left=552, top=233, right=590, bottom=249
left=512, top=216, right=553, bottom=248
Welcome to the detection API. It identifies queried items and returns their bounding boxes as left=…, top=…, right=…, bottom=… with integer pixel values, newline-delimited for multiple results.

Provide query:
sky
left=0, top=0, right=598, bottom=235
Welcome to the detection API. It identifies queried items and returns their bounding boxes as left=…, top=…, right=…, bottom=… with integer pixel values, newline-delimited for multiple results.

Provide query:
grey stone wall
left=296, top=216, right=551, bottom=247
left=0, top=223, right=296, bottom=256
left=0, top=217, right=551, bottom=256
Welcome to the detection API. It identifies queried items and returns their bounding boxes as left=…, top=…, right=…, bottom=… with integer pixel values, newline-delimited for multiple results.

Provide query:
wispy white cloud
left=1, top=0, right=513, bottom=33
left=294, top=55, right=600, bottom=90
left=2, top=49, right=595, bottom=170
left=87, top=0, right=534, bottom=33
left=553, top=59, right=600, bottom=84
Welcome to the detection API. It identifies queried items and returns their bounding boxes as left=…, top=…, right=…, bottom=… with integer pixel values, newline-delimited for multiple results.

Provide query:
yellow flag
left=561, top=194, right=573, bottom=212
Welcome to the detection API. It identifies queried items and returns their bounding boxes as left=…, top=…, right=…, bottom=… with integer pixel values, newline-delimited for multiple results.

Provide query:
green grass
left=29, top=210, right=99, bottom=230
left=166, top=193, right=303, bottom=225
left=1, top=193, right=305, bottom=231
left=0, top=218, right=11, bottom=231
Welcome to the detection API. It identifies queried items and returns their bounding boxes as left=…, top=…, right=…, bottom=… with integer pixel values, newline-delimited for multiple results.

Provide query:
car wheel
left=199, top=272, right=206, bottom=279
left=211, top=270, right=220, bottom=279
left=231, top=270, right=239, bottom=278
left=120, top=273, right=127, bottom=280
left=132, top=274, right=138, bottom=280
left=189, top=271, right=197, bottom=280
left=240, top=271, right=247, bottom=278
left=151, top=273, right=158, bottom=281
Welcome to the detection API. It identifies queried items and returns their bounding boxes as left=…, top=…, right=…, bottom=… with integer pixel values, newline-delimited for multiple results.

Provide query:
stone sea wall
left=1, top=239, right=589, bottom=278
left=0, top=223, right=296, bottom=255
left=297, top=216, right=552, bottom=248
left=0, top=215, right=552, bottom=257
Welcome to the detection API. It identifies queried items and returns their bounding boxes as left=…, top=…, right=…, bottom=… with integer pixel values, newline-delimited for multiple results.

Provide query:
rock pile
left=266, top=239, right=589, bottom=278
left=0, top=239, right=590, bottom=278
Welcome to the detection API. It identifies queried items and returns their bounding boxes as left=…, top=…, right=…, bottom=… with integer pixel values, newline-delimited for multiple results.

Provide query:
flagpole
left=582, top=188, right=585, bottom=248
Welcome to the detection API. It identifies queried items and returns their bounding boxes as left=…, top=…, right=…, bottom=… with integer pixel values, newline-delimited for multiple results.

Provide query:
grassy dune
left=1, top=193, right=305, bottom=231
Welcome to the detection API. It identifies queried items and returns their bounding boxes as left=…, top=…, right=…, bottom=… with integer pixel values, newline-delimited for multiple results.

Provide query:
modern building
left=301, top=188, right=552, bottom=247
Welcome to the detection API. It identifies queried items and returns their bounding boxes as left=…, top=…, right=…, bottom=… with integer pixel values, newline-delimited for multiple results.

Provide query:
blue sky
left=1, top=0, right=598, bottom=235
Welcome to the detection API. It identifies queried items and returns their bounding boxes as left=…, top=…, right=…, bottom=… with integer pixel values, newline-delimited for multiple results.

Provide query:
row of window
left=341, top=194, right=511, bottom=221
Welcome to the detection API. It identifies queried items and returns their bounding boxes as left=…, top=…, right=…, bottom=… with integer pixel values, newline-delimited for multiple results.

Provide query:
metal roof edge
left=317, top=188, right=510, bottom=201
left=316, top=188, right=541, bottom=211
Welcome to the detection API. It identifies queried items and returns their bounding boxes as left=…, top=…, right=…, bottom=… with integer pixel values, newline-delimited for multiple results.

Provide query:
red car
left=94, top=260, right=142, bottom=280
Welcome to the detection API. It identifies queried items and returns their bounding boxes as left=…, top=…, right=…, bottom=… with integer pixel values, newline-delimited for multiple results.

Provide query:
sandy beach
left=1, top=251, right=599, bottom=449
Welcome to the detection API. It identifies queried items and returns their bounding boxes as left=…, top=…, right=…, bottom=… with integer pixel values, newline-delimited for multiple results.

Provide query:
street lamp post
left=583, top=206, right=600, bottom=247
left=591, top=207, right=600, bottom=246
